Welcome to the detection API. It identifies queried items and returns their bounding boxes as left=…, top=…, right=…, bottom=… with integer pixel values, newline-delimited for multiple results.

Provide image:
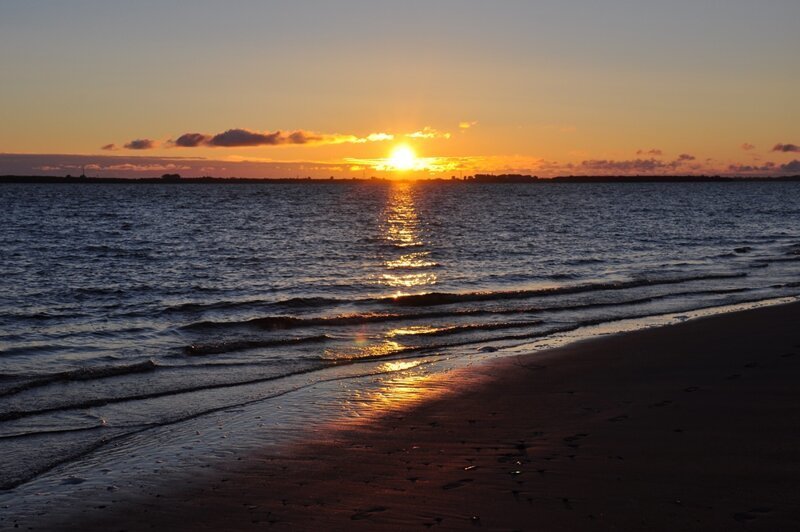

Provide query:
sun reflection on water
left=380, top=182, right=438, bottom=290
left=323, top=339, right=405, bottom=361
left=387, top=326, right=442, bottom=337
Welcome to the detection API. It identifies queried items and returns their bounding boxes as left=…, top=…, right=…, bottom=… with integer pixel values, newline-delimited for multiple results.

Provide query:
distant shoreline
left=2, top=174, right=800, bottom=184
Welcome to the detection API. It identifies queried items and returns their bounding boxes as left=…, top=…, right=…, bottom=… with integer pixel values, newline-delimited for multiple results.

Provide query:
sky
left=1, top=0, right=799, bottom=178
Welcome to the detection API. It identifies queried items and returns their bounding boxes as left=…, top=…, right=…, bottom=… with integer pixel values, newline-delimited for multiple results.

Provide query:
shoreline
left=9, top=300, right=800, bottom=530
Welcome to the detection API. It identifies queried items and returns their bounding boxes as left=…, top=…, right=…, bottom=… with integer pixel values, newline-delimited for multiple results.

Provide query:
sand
left=16, top=302, right=800, bottom=531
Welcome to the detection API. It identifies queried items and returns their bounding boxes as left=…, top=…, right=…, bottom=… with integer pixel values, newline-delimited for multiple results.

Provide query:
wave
left=176, top=272, right=748, bottom=322
left=0, top=360, right=158, bottom=398
left=0, top=357, right=446, bottom=491
left=407, top=319, right=544, bottom=338
left=164, top=299, right=274, bottom=314
left=2, top=290, right=791, bottom=426
left=183, top=283, right=752, bottom=333
left=0, top=365, right=328, bottom=424
left=183, top=334, right=331, bottom=356
left=378, top=273, right=747, bottom=307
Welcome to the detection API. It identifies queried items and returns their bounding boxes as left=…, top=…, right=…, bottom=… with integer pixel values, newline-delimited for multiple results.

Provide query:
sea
left=1, top=181, right=799, bottom=504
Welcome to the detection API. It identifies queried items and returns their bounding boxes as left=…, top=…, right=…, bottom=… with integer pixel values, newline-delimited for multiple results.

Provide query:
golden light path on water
left=323, top=181, right=440, bottom=362
left=380, top=181, right=438, bottom=290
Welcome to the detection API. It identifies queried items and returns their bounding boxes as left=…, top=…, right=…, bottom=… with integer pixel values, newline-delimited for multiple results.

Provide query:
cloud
left=677, top=153, right=696, bottom=161
left=580, top=158, right=672, bottom=173
left=741, top=143, right=756, bottom=151
left=208, top=129, right=285, bottom=147
left=406, top=127, right=451, bottom=140
left=459, top=121, right=478, bottom=130
left=123, top=139, right=157, bottom=150
left=727, top=162, right=776, bottom=173
left=101, top=143, right=117, bottom=151
left=102, top=163, right=191, bottom=172
left=636, top=149, right=663, bottom=156
left=287, top=130, right=325, bottom=144
left=780, top=160, right=800, bottom=173
left=772, top=143, right=800, bottom=153
left=359, top=132, right=394, bottom=143
left=173, top=133, right=212, bottom=147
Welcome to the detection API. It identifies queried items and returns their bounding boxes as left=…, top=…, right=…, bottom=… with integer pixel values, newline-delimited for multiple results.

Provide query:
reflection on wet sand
left=339, top=359, right=448, bottom=423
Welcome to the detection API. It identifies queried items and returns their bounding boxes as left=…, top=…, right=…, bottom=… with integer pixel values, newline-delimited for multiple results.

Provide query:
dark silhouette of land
left=1, top=174, right=799, bottom=184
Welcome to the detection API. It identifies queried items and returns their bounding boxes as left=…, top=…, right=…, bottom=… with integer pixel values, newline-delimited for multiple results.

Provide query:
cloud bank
left=107, top=126, right=459, bottom=150
left=111, top=129, right=398, bottom=150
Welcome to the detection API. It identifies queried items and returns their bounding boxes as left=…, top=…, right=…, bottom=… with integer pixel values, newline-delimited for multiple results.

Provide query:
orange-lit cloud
left=459, top=121, right=478, bottom=130
left=353, top=133, right=395, bottom=143
left=741, top=142, right=756, bottom=151
left=405, top=127, right=451, bottom=140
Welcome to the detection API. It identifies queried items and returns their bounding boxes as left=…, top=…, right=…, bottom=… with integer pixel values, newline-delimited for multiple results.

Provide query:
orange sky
left=1, top=2, right=798, bottom=178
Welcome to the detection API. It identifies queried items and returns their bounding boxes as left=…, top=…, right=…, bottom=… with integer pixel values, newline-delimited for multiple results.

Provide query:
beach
left=3, top=1, right=800, bottom=530
left=15, top=300, right=798, bottom=531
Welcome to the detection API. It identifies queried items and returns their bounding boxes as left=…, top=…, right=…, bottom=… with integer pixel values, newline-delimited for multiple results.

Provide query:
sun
left=388, top=145, right=417, bottom=171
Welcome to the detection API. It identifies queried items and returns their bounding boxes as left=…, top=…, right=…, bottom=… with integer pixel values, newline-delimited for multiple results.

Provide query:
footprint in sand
left=442, top=478, right=474, bottom=490
left=351, top=506, right=388, bottom=521
left=563, top=433, right=589, bottom=443
left=733, top=507, right=772, bottom=523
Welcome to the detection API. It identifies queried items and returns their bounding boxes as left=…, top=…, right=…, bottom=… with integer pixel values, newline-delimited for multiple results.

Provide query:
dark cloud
left=173, top=133, right=211, bottom=147
left=101, top=143, right=117, bottom=151
left=207, top=128, right=334, bottom=147
left=677, top=153, right=696, bottom=161
left=772, top=143, right=799, bottom=153
left=636, top=149, right=663, bottom=156
left=727, top=162, right=776, bottom=173
left=123, top=139, right=157, bottom=150
left=741, top=143, right=756, bottom=151
left=209, top=129, right=283, bottom=147
left=780, top=160, right=800, bottom=173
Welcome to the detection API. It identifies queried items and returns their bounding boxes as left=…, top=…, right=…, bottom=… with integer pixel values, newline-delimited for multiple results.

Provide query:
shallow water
left=1, top=181, right=800, bottom=490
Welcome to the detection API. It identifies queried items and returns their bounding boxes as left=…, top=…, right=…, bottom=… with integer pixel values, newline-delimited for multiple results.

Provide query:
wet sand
left=20, top=302, right=800, bottom=531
